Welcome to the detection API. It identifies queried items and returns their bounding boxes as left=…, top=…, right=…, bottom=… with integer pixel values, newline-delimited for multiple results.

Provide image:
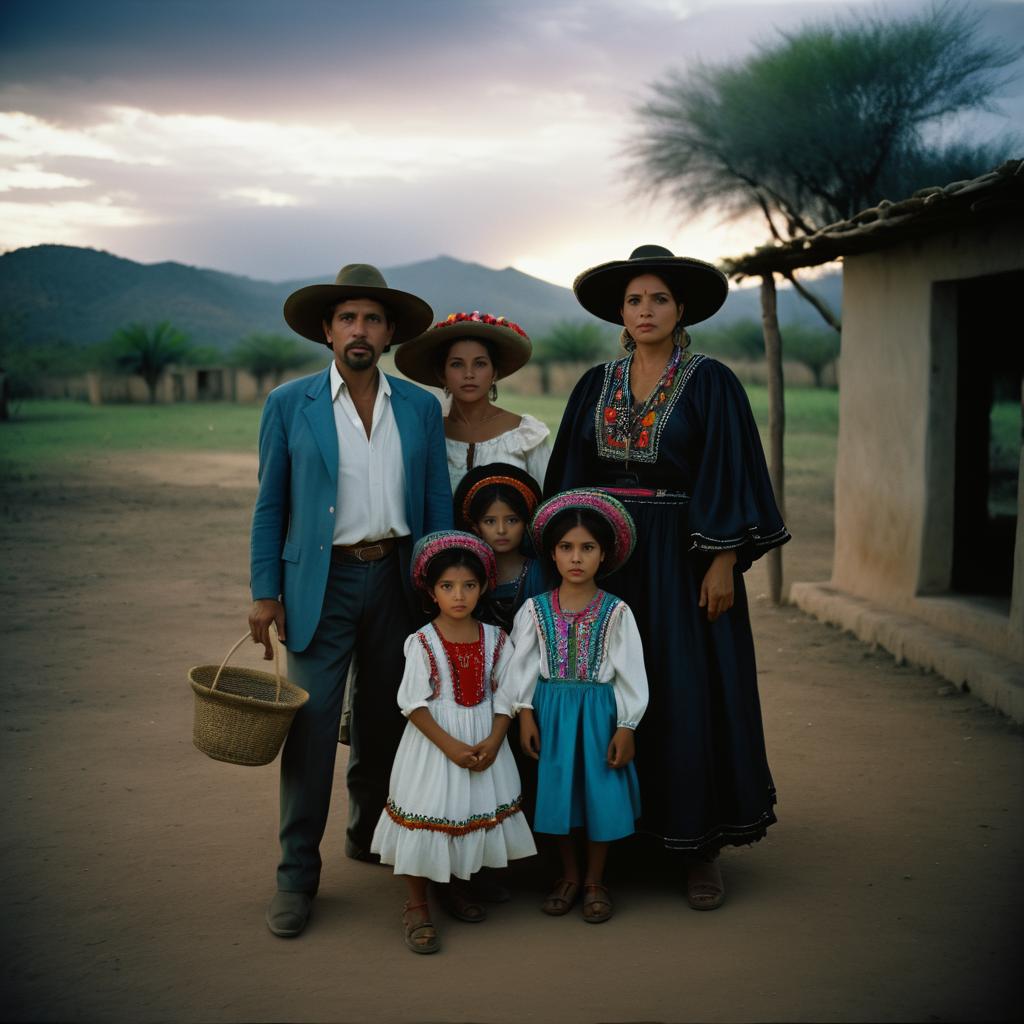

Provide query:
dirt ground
left=1, top=450, right=1021, bottom=1023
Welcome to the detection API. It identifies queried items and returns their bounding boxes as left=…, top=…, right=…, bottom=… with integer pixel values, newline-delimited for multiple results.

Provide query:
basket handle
left=210, top=627, right=283, bottom=704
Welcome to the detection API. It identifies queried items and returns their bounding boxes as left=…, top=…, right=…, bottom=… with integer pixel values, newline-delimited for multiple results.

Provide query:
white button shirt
left=330, top=361, right=410, bottom=545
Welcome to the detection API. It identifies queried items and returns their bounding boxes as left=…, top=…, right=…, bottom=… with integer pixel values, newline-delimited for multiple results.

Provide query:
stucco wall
left=833, top=222, right=1023, bottom=609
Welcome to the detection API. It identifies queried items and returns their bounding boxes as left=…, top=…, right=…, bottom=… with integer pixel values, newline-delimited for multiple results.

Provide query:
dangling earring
left=489, top=381, right=498, bottom=401
left=443, top=385, right=451, bottom=397
left=620, top=328, right=636, bottom=352
left=673, top=323, right=691, bottom=350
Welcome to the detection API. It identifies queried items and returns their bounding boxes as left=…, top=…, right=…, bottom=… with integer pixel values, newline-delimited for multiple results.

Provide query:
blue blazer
left=250, top=367, right=453, bottom=652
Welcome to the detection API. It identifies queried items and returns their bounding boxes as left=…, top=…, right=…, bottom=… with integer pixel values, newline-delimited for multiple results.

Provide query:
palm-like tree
left=107, top=321, right=192, bottom=403
left=231, top=333, right=316, bottom=395
left=533, top=321, right=612, bottom=394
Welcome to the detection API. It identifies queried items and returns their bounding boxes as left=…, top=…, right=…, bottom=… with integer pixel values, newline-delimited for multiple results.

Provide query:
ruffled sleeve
left=604, top=603, right=649, bottom=730
left=687, top=358, right=790, bottom=569
left=491, top=627, right=516, bottom=718
left=499, top=600, right=544, bottom=714
left=396, top=632, right=436, bottom=716
left=517, top=414, right=552, bottom=488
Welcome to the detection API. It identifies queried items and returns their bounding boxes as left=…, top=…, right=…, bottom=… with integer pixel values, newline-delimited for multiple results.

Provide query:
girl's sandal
left=437, top=882, right=487, bottom=923
left=541, top=878, right=579, bottom=916
left=582, top=882, right=613, bottom=924
left=402, top=901, right=440, bottom=954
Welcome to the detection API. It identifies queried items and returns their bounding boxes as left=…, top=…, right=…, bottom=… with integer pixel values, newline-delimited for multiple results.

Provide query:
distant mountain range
left=0, top=244, right=842, bottom=350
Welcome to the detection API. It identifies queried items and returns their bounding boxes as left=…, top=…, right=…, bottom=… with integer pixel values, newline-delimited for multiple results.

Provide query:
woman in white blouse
left=394, top=311, right=551, bottom=491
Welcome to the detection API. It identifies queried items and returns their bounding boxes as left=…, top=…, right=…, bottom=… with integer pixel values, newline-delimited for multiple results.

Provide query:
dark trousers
left=278, top=549, right=414, bottom=894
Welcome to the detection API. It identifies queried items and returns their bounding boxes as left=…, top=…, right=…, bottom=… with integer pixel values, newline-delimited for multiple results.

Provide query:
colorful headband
left=530, top=488, right=637, bottom=576
left=411, top=530, right=498, bottom=594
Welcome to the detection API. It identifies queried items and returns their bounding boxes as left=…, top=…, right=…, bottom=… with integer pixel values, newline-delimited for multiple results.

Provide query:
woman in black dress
left=545, top=245, right=789, bottom=909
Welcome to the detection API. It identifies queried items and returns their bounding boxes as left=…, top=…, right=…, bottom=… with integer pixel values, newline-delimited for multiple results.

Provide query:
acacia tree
left=631, top=2, right=1018, bottom=326
left=231, top=333, right=315, bottom=395
left=105, top=321, right=193, bottom=402
left=533, top=321, right=613, bottom=394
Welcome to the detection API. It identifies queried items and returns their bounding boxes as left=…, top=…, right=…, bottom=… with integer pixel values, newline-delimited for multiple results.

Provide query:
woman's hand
left=699, top=550, right=737, bottom=622
left=519, top=709, right=540, bottom=760
left=606, top=727, right=636, bottom=768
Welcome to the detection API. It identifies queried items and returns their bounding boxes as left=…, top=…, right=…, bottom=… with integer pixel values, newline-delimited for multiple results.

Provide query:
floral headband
left=433, top=311, right=529, bottom=339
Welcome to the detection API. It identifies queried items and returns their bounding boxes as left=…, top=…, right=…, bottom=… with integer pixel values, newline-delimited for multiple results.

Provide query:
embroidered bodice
left=501, top=591, right=650, bottom=730
left=596, top=348, right=704, bottom=465
left=532, top=589, right=621, bottom=681
left=397, top=622, right=511, bottom=714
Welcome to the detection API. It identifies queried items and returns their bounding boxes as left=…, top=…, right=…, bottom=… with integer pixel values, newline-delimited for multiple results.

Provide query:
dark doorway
left=951, top=270, right=1023, bottom=599
left=196, top=369, right=224, bottom=401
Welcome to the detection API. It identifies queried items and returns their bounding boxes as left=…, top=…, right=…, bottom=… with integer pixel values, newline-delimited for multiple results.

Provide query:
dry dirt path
left=1, top=452, right=1020, bottom=1023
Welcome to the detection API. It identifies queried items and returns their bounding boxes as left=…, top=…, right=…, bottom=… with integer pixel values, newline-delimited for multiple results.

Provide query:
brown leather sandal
left=541, top=878, right=579, bottom=916
left=402, top=901, right=440, bottom=954
left=437, top=881, right=487, bottom=923
left=582, top=882, right=613, bottom=923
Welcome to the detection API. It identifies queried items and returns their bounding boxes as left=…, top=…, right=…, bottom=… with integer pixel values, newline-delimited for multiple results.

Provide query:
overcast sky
left=1, top=0, right=1021, bottom=286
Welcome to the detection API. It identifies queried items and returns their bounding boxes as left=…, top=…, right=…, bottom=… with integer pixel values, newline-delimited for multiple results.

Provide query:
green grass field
left=1, top=389, right=841, bottom=506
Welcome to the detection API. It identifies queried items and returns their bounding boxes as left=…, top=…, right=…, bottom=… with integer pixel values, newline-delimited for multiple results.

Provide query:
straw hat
left=530, top=489, right=637, bottom=576
left=453, top=463, right=543, bottom=531
left=394, top=311, right=532, bottom=387
left=573, top=244, right=728, bottom=327
left=411, top=530, right=498, bottom=594
left=283, top=263, right=434, bottom=346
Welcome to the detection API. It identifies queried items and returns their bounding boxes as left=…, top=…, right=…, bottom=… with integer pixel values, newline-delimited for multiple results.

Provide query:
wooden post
left=760, top=273, right=786, bottom=604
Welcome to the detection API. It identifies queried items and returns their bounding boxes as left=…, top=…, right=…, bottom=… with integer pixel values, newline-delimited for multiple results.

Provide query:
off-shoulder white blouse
left=446, top=413, right=551, bottom=491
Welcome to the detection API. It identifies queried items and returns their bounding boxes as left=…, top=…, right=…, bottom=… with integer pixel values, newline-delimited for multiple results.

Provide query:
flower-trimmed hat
left=530, top=489, right=637, bottom=576
left=453, top=463, right=543, bottom=531
left=284, top=263, right=434, bottom=346
left=411, top=530, right=498, bottom=594
left=573, top=244, right=728, bottom=327
left=394, top=311, right=532, bottom=387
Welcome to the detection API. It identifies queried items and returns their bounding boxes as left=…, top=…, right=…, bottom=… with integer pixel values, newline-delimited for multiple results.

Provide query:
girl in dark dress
left=453, top=463, right=546, bottom=632
left=545, top=244, right=789, bottom=909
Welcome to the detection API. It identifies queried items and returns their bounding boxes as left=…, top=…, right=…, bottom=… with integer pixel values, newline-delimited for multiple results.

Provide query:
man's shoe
left=266, top=891, right=312, bottom=938
left=345, top=839, right=381, bottom=864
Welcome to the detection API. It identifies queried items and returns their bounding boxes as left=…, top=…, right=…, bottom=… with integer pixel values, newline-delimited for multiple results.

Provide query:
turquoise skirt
left=532, top=678, right=641, bottom=842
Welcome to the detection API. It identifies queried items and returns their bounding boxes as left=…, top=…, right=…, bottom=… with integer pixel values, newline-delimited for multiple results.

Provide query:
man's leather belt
left=331, top=538, right=398, bottom=563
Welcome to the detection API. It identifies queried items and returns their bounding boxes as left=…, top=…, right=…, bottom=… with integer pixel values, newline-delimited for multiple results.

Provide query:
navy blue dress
left=545, top=350, right=789, bottom=853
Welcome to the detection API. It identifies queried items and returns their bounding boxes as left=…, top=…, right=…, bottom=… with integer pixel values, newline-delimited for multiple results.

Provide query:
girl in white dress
left=371, top=530, right=536, bottom=954
left=393, top=310, right=551, bottom=490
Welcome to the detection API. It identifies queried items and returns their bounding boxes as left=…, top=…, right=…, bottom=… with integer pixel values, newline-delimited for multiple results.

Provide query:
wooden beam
left=760, top=272, right=786, bottom=604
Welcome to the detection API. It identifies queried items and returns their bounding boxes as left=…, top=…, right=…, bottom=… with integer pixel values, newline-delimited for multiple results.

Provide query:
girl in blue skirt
left=503, top=489, right=648, bottom=923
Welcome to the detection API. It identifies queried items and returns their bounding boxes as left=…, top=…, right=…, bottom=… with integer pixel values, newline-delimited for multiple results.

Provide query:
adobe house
left=725, top=159, right=1024, bottom=721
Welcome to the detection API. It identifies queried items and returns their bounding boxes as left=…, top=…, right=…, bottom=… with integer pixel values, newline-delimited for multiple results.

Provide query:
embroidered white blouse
left=446, top=413, right=552, bottom=491
left=499, top=594, right=650, bottom=730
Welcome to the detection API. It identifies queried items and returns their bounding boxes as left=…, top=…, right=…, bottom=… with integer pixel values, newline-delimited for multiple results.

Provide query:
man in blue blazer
left=248, top=264, right=452, bottom=937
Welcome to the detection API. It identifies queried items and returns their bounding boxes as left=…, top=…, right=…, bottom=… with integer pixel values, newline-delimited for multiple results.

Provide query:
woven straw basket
left=189, top=631, right=309, bottom=766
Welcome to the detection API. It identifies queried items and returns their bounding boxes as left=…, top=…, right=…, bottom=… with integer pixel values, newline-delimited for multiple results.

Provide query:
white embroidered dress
left=446, top=413, right=552, bottom=491
left=370, top=622, right=536, bottom=883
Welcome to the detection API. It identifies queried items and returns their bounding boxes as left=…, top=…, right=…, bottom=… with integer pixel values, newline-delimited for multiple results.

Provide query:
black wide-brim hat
left=284, top=263, right=434, bottom=346
left=395, top=312, right=532, bottom=387
left=573, top=244, right=728, bottom=327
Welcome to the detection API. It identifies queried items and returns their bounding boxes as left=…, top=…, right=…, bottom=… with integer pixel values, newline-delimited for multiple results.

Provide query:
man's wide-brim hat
left=411, top=530, right=498, bottom=594
left=530, top=488, right=637, bottom=577
left=395, top=312, right=532, bottom=387
left=573, top=244, right=728, bottom=327
left=283, top=264, right=434, bottom=346
left=453, top=462, right=543, bottom=531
